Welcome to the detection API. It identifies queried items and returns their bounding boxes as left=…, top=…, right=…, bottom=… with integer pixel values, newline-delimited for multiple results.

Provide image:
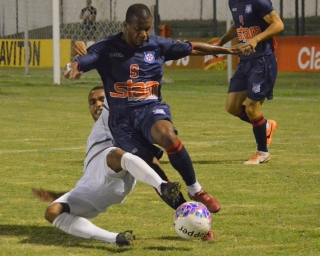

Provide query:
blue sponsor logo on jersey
left=252, top=83, right=261, bottom=93
left=245, top=4, right=252, bottom=14
left=144, top=51, right=155, bottom=63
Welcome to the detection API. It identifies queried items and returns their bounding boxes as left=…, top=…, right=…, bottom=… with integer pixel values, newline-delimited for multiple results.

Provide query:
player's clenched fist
left=73, top=41, right=87, bottom=56
left=63, top=62, right=83, bottom=80
left=63, top=41, right=87, bottom=80
left=231, top=43, right=254, bottom=56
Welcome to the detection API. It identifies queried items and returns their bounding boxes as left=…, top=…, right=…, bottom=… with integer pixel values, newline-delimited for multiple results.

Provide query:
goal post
left=53, top=0, right=60, bottom=84
left=24, top=0, right=29, bottom=76
left=226, top=0, right=232, bottom=82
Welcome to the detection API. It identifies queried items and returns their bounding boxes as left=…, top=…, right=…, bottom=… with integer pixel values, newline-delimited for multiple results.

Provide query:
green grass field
left=0, top=68, right=319, bottom=255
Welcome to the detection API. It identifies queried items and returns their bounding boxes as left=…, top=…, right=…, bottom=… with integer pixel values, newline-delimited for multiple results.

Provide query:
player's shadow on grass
left=143, top=236, right=192, bottom=252
left=145, top=246, right=190, bottom=251
left=0, top=224, right=131, bottom=253
left=0, top=225, right=193, bottom=252
left=0, top=90, right=21, bottom=96
left=161, top=160, right=242, bottom=165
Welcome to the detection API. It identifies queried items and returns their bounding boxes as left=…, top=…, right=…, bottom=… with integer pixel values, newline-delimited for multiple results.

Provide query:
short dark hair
left=90, top=86, right=104, bottom=92
left=125, top=3, right=152, bottom=23
left=88, top=86, right=104, bottom=97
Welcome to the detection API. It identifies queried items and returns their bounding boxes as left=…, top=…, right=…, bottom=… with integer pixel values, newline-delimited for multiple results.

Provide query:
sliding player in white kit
left=44, top=105, right=181, bottom=247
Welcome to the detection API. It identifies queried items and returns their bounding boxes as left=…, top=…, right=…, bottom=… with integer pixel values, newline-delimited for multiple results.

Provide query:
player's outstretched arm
left=191, top=41, right=246, bottom=56
left=32, top=188, right=67, bottom=202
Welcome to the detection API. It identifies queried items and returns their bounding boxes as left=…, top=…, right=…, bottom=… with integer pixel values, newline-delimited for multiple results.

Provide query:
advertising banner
left=275, top=36, right=320, bottom=72
left=0, top=39, right=72, bottom=67
left=1, top=37, right=318, bottom=72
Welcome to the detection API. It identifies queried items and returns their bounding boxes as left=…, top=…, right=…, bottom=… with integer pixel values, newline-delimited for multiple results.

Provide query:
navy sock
left=165, top=139, right=196, bottom=186
left=250, top=114, right=268, bottom=152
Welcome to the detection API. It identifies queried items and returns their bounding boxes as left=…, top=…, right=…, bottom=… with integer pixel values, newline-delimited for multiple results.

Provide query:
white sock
left=53, top=212, right=117, bottom=244
left=187, top=180, right=202, bottom=196
left=257, top=150, right=269, bottom=155
left=121, top=152, right=164, bottom=194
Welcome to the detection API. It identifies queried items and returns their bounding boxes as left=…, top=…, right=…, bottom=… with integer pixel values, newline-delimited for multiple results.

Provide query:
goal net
left=0, top=0, right=233, bottom=83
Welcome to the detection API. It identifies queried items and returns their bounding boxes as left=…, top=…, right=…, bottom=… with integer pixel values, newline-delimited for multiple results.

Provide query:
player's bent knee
left=244, top=105, right=257, bottom=117
left=107, top=148, right=125, bottom=172
left=152, top=126, right=177, bottom=147
left=45, top=202, right=68, bottom=223
left=225, top=105, right=238, bottom=116
left=225, top=105, right=232, bottom=114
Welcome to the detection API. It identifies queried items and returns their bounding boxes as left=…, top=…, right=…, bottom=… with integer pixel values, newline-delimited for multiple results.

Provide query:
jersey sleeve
left=75, top=41, right=105, bottom=72
left=155, top=36, right=192, bottom=61
left=257, top=0, right=275, bottom=18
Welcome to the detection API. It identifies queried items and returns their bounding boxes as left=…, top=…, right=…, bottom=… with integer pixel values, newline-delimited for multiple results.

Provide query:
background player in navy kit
left=216, top=0, right=284, bottom=164
left=64, top=3, right=249, bottom=217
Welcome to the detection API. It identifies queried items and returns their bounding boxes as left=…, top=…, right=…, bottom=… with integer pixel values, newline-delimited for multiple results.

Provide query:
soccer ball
left=174, top=201, right=212, bottom=240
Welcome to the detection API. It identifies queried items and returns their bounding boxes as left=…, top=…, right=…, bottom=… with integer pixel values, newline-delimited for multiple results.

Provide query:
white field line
left=0, top=147, right=84, bottom=154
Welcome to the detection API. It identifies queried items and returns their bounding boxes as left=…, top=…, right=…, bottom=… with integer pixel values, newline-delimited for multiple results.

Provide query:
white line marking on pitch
left=0, top=147, right=84, bottom=154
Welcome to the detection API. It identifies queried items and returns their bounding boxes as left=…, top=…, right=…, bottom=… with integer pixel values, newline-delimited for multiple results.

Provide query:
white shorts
left=53, top=147, right=136, bottom=218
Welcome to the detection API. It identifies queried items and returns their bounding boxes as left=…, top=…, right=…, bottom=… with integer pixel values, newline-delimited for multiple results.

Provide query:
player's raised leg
left=113, top=149, right=181, bottom=201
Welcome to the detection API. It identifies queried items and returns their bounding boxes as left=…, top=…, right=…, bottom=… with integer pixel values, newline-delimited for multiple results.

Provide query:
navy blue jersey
left=76, top=33, right=192, bottom=111
left=229, top=0, right=275, bottom=59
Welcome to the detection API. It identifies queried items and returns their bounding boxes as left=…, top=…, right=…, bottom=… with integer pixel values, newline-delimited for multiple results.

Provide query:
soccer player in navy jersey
left=216, top=0, right=284, bottom=164
left=64, top=3, right=249, bottom=217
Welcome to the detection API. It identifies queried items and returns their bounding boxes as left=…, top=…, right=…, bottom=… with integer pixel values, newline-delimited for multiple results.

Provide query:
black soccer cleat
left=115, top=230, right=135, bottom=247
left=160, top=191, right=187, bottom=210
left=160, top=182, right=182, bottom=201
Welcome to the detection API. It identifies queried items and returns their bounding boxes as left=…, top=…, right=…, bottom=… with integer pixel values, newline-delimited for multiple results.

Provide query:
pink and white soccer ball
left=174, top=201, right=212, bottom=240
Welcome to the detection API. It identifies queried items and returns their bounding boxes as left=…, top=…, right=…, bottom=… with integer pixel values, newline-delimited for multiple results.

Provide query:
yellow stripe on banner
left=0, top=39, right=72, bottom=68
